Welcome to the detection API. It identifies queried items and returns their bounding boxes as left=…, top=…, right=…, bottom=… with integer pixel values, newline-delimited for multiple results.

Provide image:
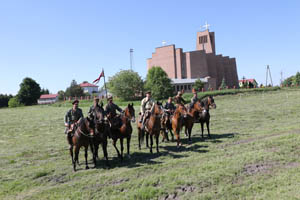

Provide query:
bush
left=8, top=97, right=23, bottom=108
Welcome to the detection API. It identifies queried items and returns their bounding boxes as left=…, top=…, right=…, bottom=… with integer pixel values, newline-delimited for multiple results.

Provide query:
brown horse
left=160, top=110, right=174, bottom=142
left=199, top=95, right=216, bottom=138
left=110, top=103, right=135, bottom=160
left=70, top=117, right=95, bottom=171
left=171, top=104, right=188, bottom=148
left=137, top=102, right=162, bottom=153
left=91, top=105, right=110, bottom=167
left=183, top=101, right=204, bottom=142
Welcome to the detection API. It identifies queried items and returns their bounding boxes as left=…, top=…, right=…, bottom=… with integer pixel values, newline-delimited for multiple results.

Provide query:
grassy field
left=0, top=88, right=300, bottom=199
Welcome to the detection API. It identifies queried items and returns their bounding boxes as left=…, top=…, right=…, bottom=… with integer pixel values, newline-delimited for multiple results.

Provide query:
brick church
left=147, top=29, right=239, bottom=92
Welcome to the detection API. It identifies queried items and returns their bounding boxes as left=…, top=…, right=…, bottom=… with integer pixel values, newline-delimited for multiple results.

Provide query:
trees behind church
left=145, top=66, right=173, bottom=100
left=107, top=70, right=143, bottom=101
left=64, top=80, right=84, bottom=98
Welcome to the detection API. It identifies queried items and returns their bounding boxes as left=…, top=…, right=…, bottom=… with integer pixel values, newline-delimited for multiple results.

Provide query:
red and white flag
left=93, top=70, right=104, bottom=84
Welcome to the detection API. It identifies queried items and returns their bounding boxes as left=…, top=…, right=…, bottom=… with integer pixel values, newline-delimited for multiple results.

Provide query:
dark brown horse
left=91, top=105, right=110, bottom=166
left=183, top=101, right=203, bottom=142
left=110, top=103, right=135, bottom=160
left=199, top=95, right=216, bottom=138
left=160, top=110, right=174, bottom=142
left=171, top=104, right=188, bottom=148
left=137, top=102, right=162, bottom=153
left=70, top=117, right=95, bottom=171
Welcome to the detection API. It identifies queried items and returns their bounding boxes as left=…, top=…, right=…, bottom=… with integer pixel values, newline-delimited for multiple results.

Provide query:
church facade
left=147, top=30, right=239, bottom=91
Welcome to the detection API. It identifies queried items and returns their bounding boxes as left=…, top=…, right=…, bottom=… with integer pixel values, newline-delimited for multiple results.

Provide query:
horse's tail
left=139, top=128, right=145, bottom=145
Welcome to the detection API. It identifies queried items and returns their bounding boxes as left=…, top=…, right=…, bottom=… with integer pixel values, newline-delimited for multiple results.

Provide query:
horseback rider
left=140, top=91, right=155, bottom=131
left=88, top=96, right=104, bottom=118
left=164, top=97, right=176, bottom=115
left=64, top=99, right=84, bottom=147
left=173, top=91, right=187, bottom=106
left=105, top=95, right=123, bottom=129
left=190, top=88, right=199, bottom=108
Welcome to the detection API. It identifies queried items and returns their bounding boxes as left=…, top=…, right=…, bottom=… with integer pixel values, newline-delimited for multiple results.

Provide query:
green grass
left=1, top=88, right=300, bottom=199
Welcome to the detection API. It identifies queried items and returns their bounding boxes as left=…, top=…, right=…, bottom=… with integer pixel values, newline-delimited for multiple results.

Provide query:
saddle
left=109, top=115, right=123, bottom=130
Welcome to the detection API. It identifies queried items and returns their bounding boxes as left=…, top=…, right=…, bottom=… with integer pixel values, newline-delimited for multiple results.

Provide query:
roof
left=79, top=82, right=98, bottom=87
left=239, top=79, right=256, bottom=83
left=171, top=78, right=208, bottom=84
left=39, top=94, right=58, bottom=99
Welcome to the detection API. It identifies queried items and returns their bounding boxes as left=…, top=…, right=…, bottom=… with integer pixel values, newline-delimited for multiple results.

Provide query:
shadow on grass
left=93, top=149, right=186, bottom=170
left=191, top=132, right=238, bottom=143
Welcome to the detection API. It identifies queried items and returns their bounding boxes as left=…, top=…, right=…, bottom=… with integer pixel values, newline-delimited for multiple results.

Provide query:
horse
left=91, top=105, right=110, bottom=167
left=137, top=102, right=162, bottom=153
left=183, top=101, right=204, bottom=142
left=110, top=103, right=135, bottom=160
left=70, top=117, right=95, bottom=171
left=160, top=109, right=174, bottom=142
left=171, top=104, right=188, bottom=148
left=199, top=95, right=216, bottom=138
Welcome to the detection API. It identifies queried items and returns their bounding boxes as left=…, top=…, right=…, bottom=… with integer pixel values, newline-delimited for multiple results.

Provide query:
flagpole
left=103, top=69, right=108, bottom=99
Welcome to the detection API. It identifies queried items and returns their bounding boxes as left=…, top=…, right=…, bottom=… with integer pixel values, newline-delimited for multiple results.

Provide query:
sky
left=1, top=0, right=300, bottom=95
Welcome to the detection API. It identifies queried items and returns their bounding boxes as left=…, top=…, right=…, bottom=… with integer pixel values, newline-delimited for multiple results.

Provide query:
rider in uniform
left=64, top=99, right=84, bottom=148
left=140, top=91, right=155, bottom=130
left=190, top=88, right=199, bottom=108
left=164, top=97, right=176, bottom=115
left=88, top=96, right=104, bottom=118
left=173, top=91, right=187, bottom=106
left=105, top=95, right=123, bottom=129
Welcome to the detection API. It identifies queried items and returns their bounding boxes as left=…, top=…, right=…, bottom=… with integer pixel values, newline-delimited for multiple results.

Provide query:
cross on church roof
left=203, top=21, right=211, bottom=30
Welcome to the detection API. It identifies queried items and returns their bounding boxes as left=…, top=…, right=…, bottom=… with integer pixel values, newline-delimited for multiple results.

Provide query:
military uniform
left=64, top=108, right=84, bottom=133
left=140, top=97, right=155, bottom=128
left=105, top=102, right=123, bottom=118
left=88, top=104, right=105, bottom=118
left=164, top=102, right=176, bottom=113
left=173, top=95, right=187, bottom=105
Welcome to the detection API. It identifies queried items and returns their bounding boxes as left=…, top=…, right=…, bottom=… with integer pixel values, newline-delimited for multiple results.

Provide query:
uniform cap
left=145, top=91, right=151, bottom=94
left=192, top=88, right=197, bottom=94
left=107, top=95, right=113, bottom=100
left=72, top=99, right=79, bottom=105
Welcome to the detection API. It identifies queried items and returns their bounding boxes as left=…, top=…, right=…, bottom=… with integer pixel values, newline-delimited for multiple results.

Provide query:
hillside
left=0, top=88, right=300, bottom=199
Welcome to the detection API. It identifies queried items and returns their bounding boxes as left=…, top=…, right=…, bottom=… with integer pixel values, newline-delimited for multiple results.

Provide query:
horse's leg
left=90, top=142, right=97, bottom=168
left=188, top=124, right=194, bottom=143
left=120, top=138, right=124, bottom=160
left=155, top=134, right=159, bottom=153
left=150, top=134, right=153, bottom=153
left=138, top=129, right=142, bottom=150
left=206, top=120, right=211, bottom=138
left=74, top=145, right=80, bottom=171
left=126, top=136, right=131, bottom=158
left=169, top=129, right=174, bottom=141
left=84, top=145, right=89, bottom=170
left=69, top=144, right=74, bottom=165
left=102, top=140, right=109, bottom=166
left=112, top=139, right=121, bottom=159
left=146, top=132, right=149, bottom=148
left=201, top=122, right=204, bottom=138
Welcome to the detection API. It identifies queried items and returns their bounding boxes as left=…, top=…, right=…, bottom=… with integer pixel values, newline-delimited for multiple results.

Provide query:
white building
left=79, top=82, right=99, bottom=94
left=38, top=94, right=58, bottom=104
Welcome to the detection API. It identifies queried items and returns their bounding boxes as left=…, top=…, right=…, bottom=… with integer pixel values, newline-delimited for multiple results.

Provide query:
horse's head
left=175, top=104, right=188, bottom=118
left=153, top=101, right=163, bottom=116
left=192, top=100, right=204, bottom=113
left=207, top=96, right=216, bottom=109
left=85, top=116, right=95, bottom=136
left=125, top=103, right=136, bottom=123
left=93, top=106, right=106, bottom=134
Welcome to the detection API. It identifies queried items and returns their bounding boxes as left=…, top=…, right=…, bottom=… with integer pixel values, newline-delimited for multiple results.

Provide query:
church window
left=199, top=36, right=208, bottom=44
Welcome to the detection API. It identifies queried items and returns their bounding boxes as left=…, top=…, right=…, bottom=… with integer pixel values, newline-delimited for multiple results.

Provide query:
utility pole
left=129, top=48, right=134, bottom=70
left=266, top=65, right=273, bottom=87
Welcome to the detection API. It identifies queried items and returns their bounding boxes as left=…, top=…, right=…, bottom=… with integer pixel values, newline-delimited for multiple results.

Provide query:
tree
left=8, top=97, right=23, bottom=108
left=17, top=77, right=41, bottom=106
left=219, top=78, right=227, bottom=89
left=65, top=80, right=84, bottom=97
left=107, top=70, right=143, bottom=100
left=282, top=76, right=294, bottom=86
left=40, top=88, right=50, bottom=95
left=193, top=79, right=205, bottom=91
left=0, top=94, right=13, bottom=108
left=144, top=66, right=173, bottom=100
left=293, top=72, right=300, bottom=86
left=57, top=90, right=65, bottom=101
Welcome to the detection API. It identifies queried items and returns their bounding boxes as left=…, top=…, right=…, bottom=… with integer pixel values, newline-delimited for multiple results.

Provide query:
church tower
left=196, top=29, right=216, bottom=54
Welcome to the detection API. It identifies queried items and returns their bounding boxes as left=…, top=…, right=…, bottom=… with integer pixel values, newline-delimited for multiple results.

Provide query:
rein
left=77, top=126, right=94, bottom=138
